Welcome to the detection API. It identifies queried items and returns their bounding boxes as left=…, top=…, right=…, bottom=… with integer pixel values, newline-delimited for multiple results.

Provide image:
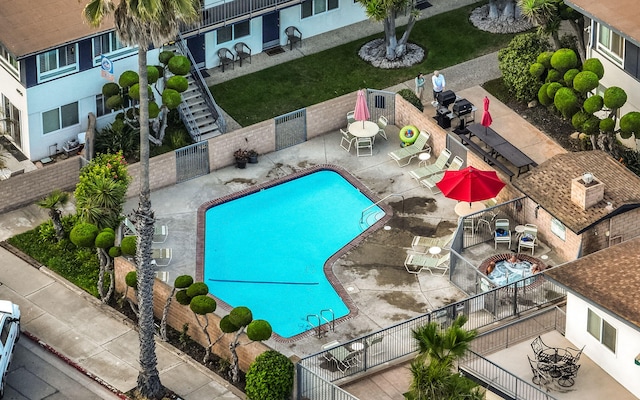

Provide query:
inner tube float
left=399, top=125, right=419, bottom=147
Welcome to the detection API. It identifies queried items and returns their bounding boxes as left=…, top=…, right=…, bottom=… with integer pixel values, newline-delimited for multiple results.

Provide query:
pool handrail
left=360, top=193, right=404, bottom=225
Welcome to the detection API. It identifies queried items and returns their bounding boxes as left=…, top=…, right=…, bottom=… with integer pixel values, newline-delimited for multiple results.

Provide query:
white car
left=0, top=301, right=20, bottom=399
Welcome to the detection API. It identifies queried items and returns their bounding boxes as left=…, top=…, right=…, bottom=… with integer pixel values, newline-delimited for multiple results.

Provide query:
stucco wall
left=114, top=257, right=269, bottom=372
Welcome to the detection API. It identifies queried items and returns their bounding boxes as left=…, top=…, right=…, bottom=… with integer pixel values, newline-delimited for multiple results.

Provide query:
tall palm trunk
left=134, top=47, right=162, bottom=399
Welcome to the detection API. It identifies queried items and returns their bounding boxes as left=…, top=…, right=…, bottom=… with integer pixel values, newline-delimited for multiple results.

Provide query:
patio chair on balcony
left=234, top=42, right=251, bottom=67
left=218, top=48, right=235, bottom=72
left=518, top=223, right=538, bottom=255
left=285, top=26, right=302, bottom=50
left=527, top=355, right=551, bottom=386
left=494, top=219, right=512, bottom=249
left=530, top=336, right=552, bottom=360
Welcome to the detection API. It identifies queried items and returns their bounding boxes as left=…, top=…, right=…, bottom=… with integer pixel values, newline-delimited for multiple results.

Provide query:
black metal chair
left=562, top=345, right=585, bottom=365
left=527, top=355, right=551, bottom=386
left=531, top=336, right=552, bottom=360
left=285, top=26, right=302, bottom=50
left=234, top=42, right=251, bottom=67
left=217, top=48, right=235, bottom=72
left=557, top=362, right=580, bottom=387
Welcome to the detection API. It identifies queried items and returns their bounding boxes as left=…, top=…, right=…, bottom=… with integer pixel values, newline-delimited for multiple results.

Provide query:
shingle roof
left=565, top=0, right=640, bottom=47
left=513, top=151, right=640, bottom=234
left=0, top=0, right=113, bottom=58
left=545, top=237, right=640, bottom=329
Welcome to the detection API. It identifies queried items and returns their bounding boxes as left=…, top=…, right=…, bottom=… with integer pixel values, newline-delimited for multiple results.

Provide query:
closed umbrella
left=436, top=166, right=505, bottom=203
left=481, top=96, right=492, bottom=133
left=354, top=89, right=370, bottom=127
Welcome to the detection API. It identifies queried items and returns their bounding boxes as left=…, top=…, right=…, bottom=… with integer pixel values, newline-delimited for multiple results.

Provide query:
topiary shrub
left=108, top=246, right=121, bottom=258
left=147, top=66, right=160, bottom=84
left=600, top=117, right=615, bottom=133
left=95, top=230, right=115, bottom=249
left=167, top=55, right=191, bottom=75
left=70, top=222, right=99, bottom=248
left=128, top=83, right=153, bottom=101
left=619, top=111, right=640, bottom=139
left=582, top=58, right=605, bottom=79
left=563, top=69, right=579, bottom=87
left=103, top=82, right=120, bottom=97
left=245, top=351, right=294, bottom=400
left=119, top=70, right=139, bottom=88
left=175, top=289, right=191, bottom=305
left=583, top=95, right=603, bottom=114
left=545, top=69, right=562, bottom=83
left=166, top=76, right=189, bottom=93
left=553, top=87, right=579, bottom=119
left=582, top=115, right=601, bottom=135
left=538, top=83, right=552, bottom=106
left=125, top=271, right=137, bottom=288
left=603, top=86, right=627, bottom=110
left=186, top=282, right=209, bottom=298
left=571, top=111, right=590, bottom=130
left=229, top=306, right=253, bottom=327
left=189, top=295, right=217, bottom=315
left=159, top=50, right=175, bottom=65
left=162, top=89, right=182, bottom=109
left=397, top=89, right=424, bottom=112
left=498, top=33, right=551, bottom=101
left=106, top=95, right=124, bottom=110
left=572, top=71, right=599, bottom=94
left=220, top=315, right=239, bottom=333
left=536, top=51, right=554, bottom=69
left=120, top=235, right=137, bottom=255
left=550, top=48, right=578, bottom=73
left=247, top=320, right=272, bottom=341
left=174, top=275, right=194, bottom=289
left=546, top=82, right=563, bottom=99
left=149, top=101, right=160, bottom=119
left=529, top=62, right=546, bottom=78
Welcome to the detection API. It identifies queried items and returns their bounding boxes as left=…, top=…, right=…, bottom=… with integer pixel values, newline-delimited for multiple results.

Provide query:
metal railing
left=275, top=108, right=306, bottom=150
left=297, top=365, right=359, bottom=400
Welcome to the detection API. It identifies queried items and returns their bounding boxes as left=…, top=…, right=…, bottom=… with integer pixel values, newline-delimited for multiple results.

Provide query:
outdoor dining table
left=454, top=201, right=487, bottom=217
left=348, top=120, right=379, bottom=139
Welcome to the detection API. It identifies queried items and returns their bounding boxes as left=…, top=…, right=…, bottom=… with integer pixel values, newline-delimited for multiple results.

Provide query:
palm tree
left=36, top=189, right=70, bottom=241
left=83, top=1, right=198, bottom=398
left=518, top=0, right=562, bottom=49
left=413, top=315, right=477, bottom=365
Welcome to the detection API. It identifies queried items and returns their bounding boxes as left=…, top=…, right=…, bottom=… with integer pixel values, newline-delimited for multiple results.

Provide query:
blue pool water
left=204, top=170, right=383, bottom=338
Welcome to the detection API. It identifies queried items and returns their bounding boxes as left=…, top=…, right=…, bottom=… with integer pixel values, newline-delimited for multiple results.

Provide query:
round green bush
left=583, top=95, right=603, bottom=114
left=70, top=222, right=99, bottom=248
left=103, top=227, right=115, bottom=234
left=167, top=55, right=191, bottom=75
left=571, top=111, right=590, bottom=130
left=175, top=289, right=191, bottom=305
left=220, top=315, right=239, bottom=333
left=245, top=351, right=294, bottom=400
left=147, top=66, right=160, bottom=84
left=550, top=48, right=578, bottom=73
left=498, top=33, right=551, bottom=101
left=538, top=83, right=552, bottom=106
left=108, top=246, right=121, bottom=258
left=572, top=71, right=599, bottom=94
left=619, top=111, right=640, bottom=139
left=536, top=51, right=554, bottom=69
left=102, top=82, right=120, bottom=97
left=174, top=275, right=194, bottom=289
left=189, top=295, right=217, bottom=315
left=120, top=235, right=137, bottom=255
left=186, top=282, right=209, bottom=298
left=546, top=82, right=563, bottom=99
left=600, top=117, right=615, bottom=133
left=529, top=62, right=546, bottom=78
left=545, top=69, right=562, bottom=83
left=229, top=306, right=253, bottom=328
left=247, top=320, right=272, bottom=341
left=603, top=86, right=627, bottom=109
left=553, top=87, right=579, bottom=118
left=128, top=83, right=153, bottom=101
left=119, top=70, right=139, bottom=88
left=125, top=271, right=137, bottom=288
left=106, top=95, right=124, bottom=110
left=159, top=50, right=175, bottom=65
left=397, top=89, right=424, bottom=112
left=162, top=89, right=182, bottom=109
left=95, top=231, right=115, bottom=249
left=149, top=101, right=160, bottom=119
left=582, top=58, right=605, bottom=79
left=166, top=76, right=189, bottom=93
left=582, top=115, right=601, bottom=135
left=563, top=69, right=579, bottom=87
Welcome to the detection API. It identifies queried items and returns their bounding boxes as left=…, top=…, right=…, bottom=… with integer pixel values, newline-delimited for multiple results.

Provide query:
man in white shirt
left=431, top=70, right=446, bottom=106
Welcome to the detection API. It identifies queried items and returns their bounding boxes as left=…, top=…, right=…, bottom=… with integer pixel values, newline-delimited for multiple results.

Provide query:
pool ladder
left=306, top=309, right=335, bottom=338
left=359, top=194, right=404, bottom=231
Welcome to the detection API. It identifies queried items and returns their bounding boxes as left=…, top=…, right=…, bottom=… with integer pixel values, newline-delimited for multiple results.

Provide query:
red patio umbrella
left=354, top=89, right=370, bottom=127
left=436, top=166, right=505, bottom=203
left=481, top=96, right=493, bottom=133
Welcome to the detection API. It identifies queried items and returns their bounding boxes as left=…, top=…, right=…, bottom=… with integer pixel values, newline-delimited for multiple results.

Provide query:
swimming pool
left=198, top=166, right=387, bottom=339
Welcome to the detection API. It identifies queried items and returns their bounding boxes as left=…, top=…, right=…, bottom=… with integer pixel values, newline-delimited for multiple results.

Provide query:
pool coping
left=195, top=164, right=393, bottom=342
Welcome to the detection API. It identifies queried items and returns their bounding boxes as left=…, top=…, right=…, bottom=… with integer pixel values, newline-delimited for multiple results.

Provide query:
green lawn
left=211, top=3, right=516, bottom=126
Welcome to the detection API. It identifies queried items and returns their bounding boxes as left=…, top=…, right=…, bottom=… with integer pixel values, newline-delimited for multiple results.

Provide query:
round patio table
left=454, top=201, right=487, bottom=217
left=348, top=120, right=379, bottom=138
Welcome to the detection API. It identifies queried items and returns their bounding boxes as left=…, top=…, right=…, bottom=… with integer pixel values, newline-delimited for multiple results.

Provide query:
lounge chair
left=408, top=148, right=452, bottom=181
left=388, top=131, right=431, bottom=167
left=151, top=248, right=173, bottom=267
left=420, top=156, right=464, bottom=193
left=494, top=219, right=512, bottom=249
left=404, top=252, right=450, bottom=275
left=411, top=233, right=454, bottom=251
left=518, top=223, right=538, bottom=255
left=123, top=217, right=169, bottom=244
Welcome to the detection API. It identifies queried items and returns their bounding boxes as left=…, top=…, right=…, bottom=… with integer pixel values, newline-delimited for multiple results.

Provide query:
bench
left=455, top=131, right=515, bottom=181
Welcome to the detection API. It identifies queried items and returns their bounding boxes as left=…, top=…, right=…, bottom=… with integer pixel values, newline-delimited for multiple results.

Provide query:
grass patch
left=211, top=3, right=516, bottom=126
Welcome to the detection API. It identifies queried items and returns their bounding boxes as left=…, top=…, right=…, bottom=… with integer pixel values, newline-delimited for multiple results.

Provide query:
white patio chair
left=346, top=111, right=355, bottom=127
left=518, top=224, right=538, bottom=255
left=356, top=137, right=373, bottom=157
left=494, top=219, right=512, bottom=249
left=340, top=128, right=355, bottom=153
left=376, top=116, right=388, bottom=141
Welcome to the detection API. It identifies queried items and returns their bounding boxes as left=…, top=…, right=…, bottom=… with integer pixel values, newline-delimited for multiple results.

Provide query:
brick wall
left=114, top=257, right=269, bottom=371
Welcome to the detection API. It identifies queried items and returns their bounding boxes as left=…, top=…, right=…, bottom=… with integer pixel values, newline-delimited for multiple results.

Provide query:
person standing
left=431, top=70, right=446, bottom=106
left=414, top=73, right=426, bottom=102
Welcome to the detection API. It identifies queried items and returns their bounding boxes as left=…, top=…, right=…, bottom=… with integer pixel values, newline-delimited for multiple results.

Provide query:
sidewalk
left=0, top=245, right=243, bottom=400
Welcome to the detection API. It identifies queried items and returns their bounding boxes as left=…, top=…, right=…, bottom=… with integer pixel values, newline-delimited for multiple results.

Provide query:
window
left=587, top=308, right=617, bottom=353
left=37, top=44, right=78, bottom=82
left=92, top=32, right=136, bottom=65
left=550, top=218, right=566, bottom=240
left=0, top=43, right=19, bottom=79
left=216, top=21, right=250, bottom=44
left=597, top=24, right=624, bottom=64
left=96, top=94, right=114, bottom=117
left=302, top=0, right=339, bottom=18
left=2, top=95, right=21, bottom=141
left=42, top=102, right=79, bottom=134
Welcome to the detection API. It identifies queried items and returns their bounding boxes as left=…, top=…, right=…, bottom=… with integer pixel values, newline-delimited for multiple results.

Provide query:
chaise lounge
left=388, top=131, right=431, bottom=167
